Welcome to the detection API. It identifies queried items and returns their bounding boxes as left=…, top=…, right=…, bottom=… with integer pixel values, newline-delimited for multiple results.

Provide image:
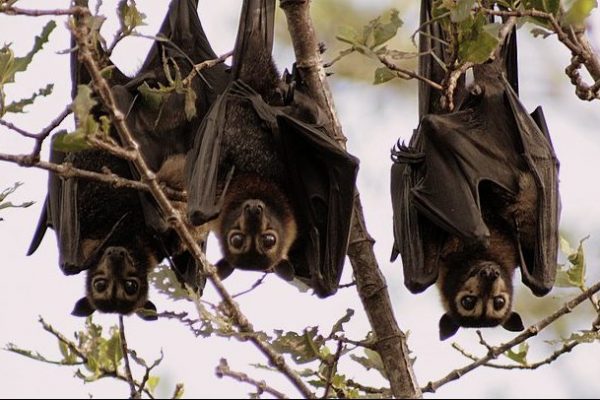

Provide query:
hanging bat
left=185, top=0, right=359, bottom=297
left=390, top=1, right=560, bottom=340
left=27, top=0, right=229, bottom=317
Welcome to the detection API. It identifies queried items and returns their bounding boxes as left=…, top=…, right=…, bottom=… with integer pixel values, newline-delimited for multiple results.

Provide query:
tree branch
left=279, top=1, right=421, bottom=397
left=216, top=358, right=288, bottom=399
left=118, top=316, right=140, bottom=399
left=0, top=152, right=187, bottom=202
left=422, top=280, right=600, bottom=393
left=452, top=339, right=581, bottom=370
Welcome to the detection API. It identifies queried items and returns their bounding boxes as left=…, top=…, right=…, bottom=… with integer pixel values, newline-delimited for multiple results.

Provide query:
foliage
left=0, top=182, right=34, bottom=220
left=0, top=21, right=55, bottom=117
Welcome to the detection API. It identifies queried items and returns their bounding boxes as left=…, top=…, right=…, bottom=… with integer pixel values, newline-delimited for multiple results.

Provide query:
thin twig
left=216, top=358, right=288, bottom=399
left=323, top=47, right=355, bottom=68
left=452, top=340, right=581, bottom=370
left=322, top=340, right=344, bottom=399
left=378, top=53, right=444, bottom=90
left=422, top=280, right=600, bottom=393
left=119, top=316, right=139, bottom=399
left=0, top=152, right=187, bottom=202
left=232, top=273, right=268, bottom=298
left=0, top=5, right=87, bottom=17
left=346, top=379, right=392, bottom=396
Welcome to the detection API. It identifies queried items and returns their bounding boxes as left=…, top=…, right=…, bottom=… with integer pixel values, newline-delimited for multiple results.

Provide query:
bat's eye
left=262, top=234, right=276, bottom=249
left=460, top=295, right=477, bottom=311
left=124, top=280, right=139, bottom=295
left=493, top=296, right=506, bottom=311
left=93, top=279, right=108, bottom=293
left=229, top=233, right=245, bottom=249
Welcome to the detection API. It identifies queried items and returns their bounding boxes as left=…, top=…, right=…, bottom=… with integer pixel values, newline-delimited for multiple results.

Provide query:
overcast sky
left=1, top=1, right=600, bottom=398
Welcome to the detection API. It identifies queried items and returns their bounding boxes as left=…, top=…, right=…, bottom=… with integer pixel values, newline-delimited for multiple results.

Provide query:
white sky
left=1, top=0, right=600, bottom=398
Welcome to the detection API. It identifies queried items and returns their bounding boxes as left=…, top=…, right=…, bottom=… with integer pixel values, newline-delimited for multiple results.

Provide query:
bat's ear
left=273, top=259, right=295, bottom=282
left=216, top=259, right=235, bottom=280
left=71, top=297, right=95, bottom=317
left=502, top=312, right=525, bottom=332
left=439, top=313, right=460, bottom=341
left=137, top=301, right=158, bottom=321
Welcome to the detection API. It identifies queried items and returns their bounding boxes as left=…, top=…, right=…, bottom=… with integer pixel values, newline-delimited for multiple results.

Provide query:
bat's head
left=438, top=260, right=524, bottom=340
left=215, top=196, right=298, bottom=282
left=72, top=246, right=157, bottom=321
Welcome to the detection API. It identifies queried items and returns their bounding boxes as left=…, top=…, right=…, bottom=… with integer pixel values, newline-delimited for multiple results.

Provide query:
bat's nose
left=106, top=246, right=127, bottom=260
left=243, top=200, right=264, bottom=218
left=479, top=265, right=499, bottom=281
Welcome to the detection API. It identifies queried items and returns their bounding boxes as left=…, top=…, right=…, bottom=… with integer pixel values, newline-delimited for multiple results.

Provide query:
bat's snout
left=478, top=263, right=500, bottom=281
left=243, top=200, right=264, bottom=218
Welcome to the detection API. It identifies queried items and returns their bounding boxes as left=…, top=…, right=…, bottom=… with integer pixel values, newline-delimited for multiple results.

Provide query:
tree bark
left=279, top=1, right=421, bottom=397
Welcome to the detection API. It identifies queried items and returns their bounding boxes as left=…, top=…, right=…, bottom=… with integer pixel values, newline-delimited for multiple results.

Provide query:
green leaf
left=546, top=330, right=600, bottom=345
left=118, top=0, right=147, bottom=33
left=555, top=236, right=588, bottom=288
left=149, top=264, right=193, bottom=302
left=0, top=182, right=34, bottom=211
left=458, top=15, right=500, bottom=63
left=146, top=376, right=160, bottom=394
left=330, top=309, right=355, bottom=336
left=523, top=0, right=561, bottom=14
left=364, top=9, right=403, bottom=49
left=52, top=130, right=90, bottom=152
left=350, top=348, right=387, bottom=379
left=563, top=0, right=597, bottom=25
left=184, top=87, right=197, bottom=121
left=4, top=83, right=53, bottom=114
left=451, top=0, right=476, bottom=23
left=0, top=21, right=56, bottom=86
left=271, top=327, right=323, bottom=364
left=373, top=67, right=396, bottom=85
left=105, top=329, right=123, bottom=371
left=530, top=27, right=553, bottom=38
left=138, top=81, right=170, bottom=111
left=336, top=25, right=362, bottom=46
left=73, top=84, right=97, bottom=123
left=504, top=342, right=529, bottom=365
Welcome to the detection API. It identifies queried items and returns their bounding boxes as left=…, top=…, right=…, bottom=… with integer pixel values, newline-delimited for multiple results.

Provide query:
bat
left=27, top=0, right=229, bottom=317
left=185, top=0, right=359, bottom=297
left=390, top=0, right=560, bottom=340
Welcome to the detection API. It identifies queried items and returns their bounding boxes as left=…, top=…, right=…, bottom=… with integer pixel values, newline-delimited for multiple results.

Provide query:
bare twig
left=280, top=1, right=421, bottom=397
left=118, top=316, right=139, bottom=399
left=0, top=152, right=186, bottom=202
left=0, top=5, right=87, bottom=17
left=232, top=273, right=268, bottom=298
left=323, top=47, right=355, bottom=68
left=182, top=51, right=233, bottom=87
left=216, top=358, right=288, bottom=399
left=322, top=341, right=344, bottom=399
left=481, top=7, right=600, bottom=101
left=423, top=280, right=600, bottom=393
left=346, top=379, right=392, bottom=397
left=71, top=10, right=314, bottom=398
left=378, top=53, right=444, bottom=90
left=452, top=340, right=581, bottom=370
left=171, top=383, right=184, bottom=399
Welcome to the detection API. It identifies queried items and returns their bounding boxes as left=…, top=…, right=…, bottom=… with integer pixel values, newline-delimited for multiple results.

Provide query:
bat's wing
left=277, top=101, right=358, bottom=297
left=504, top=81, right=559, bottom=295
left=27, top=1, right=128, bottom=274
left=231, top=0, right=274, bottom=80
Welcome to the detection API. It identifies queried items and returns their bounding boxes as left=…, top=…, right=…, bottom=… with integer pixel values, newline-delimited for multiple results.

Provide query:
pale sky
left=1, top=1, right=600, bottom=398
